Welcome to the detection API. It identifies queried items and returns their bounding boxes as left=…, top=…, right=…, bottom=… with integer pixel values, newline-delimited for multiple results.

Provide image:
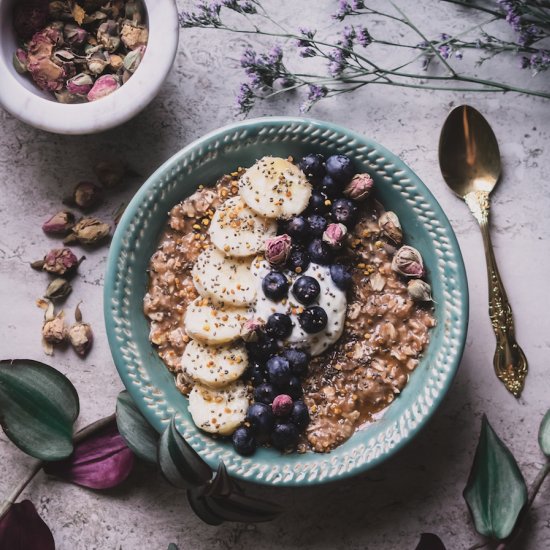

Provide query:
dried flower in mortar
left=391, top=245, right=424, bottom=278
left=48, top=1, right=72, bottom=20
left=13, top=49, right=29, bottom=74
left=64, top=22, right=88, bottom=47
left=42, top=210, right=76, bottom=235
left=344, top=173, right=374, bottom=201
left=35, top=248, right=82, bottom=275
left=120, top=21, right=148, bottom=50
left=64, top=217, right=110, bottom=246
left=64, top=180, right=103, bottom=210
left=265, top=234, right=291, bottom=267
left=125, top=0, right=144, bottom=24
left=94, top=159, right=126, bottom=188
left=39, top=299, right=67, bottom=355
left=87, top=74, right=120, bottom=101
left=109, top=54, right=124, bottom=71
left=68, top=303, right=93, bottom=356
left=98, top=20, right=121, bottom=52
left=407, top=279, right=433, bottom=302
left=55, top=89, right=84, bottom=104
left=123, top=44, right=145, bottom=74
left=322, top=223, right=347, bottom=249
left=45, top=277, right=72, bottom=302
left=87, top=50, right=110, bottom=75
left=13, top=0, right=49, bottom=39
left=379, top=211, right=403, bottom=244
left=240, top=318, right=264, bottom=343
left=27, top=29, right=66, bottom=92
left=66, top=73, right=94, bottom=96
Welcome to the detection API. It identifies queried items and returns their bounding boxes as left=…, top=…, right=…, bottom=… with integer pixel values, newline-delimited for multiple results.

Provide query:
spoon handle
left=465, top=191, right=528, bottom=397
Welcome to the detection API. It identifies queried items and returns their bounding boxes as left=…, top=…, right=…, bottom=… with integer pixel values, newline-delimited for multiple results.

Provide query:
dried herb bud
left=240, top=318, right=264, bottom=343
left=94, top=159, right=126, bottom=188
left=120, top=23, right=148, bottom=50
left=109, top=54, right=124, bottom=71
left=13, top=49, right=29, bottom=74
left=68, top=322, right=94, bottom=356
left=66, top=73, right=94, bottom=95
left=391, top=245, right=424, bottom=278
left=42, top=211, right=75, bottom=235
left=87, top=50, right=110, bottom=75
left=45, top=278, right=72, bottom=302
left=28, top=55, right=66, bottom=92
left=14, top=0, right=49, bottom=39
left=407, top=279, right=433, bottom=302
left=42, top=310, right=67, bottom=345
left=49, top=1, right=71, bottom=19
left=379, top=211, right=402, bottom=244
left=64, top=218, right=110, bottom=246
left=123, top=45, right=145, bottom=73
left=265, top=234, right=291, bottom=267
left=343, top=173, right=374, bottom=201
left=87, top=74, right=120, bottom=101
left=322, top=223, right=347, bottom=248
left=54, top=90, right=83, bottom=104
left=69, top=181, right=103, bottom=210
left=64, top=22, right=88, bottom=47
left=125, top=0, right=144, bottom=24
left=43, top=248, right=80, bottom=275
left=97, top=20, right=121, bottom=52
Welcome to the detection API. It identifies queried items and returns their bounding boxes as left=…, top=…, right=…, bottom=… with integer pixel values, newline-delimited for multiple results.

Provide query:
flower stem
left=0, top=413, right=116, bottom=522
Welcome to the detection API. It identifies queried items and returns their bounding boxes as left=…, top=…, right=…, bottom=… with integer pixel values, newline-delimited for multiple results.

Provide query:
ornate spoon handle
left=465, top=191, right=528, bottom=397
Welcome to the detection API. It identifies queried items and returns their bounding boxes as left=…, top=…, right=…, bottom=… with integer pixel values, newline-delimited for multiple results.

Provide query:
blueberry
left=318, top=174, right=341, bottom=198
left=330, top=264, right=352, bottom=290
left=286, top=216, right=309, bottom=240
left=290, top=400, right=310, bottom=430
left=307, top=238, right=332, bottom=265
left=253, top=383, right=277, bottom=405
left=292, top=275, right=321, bottom=305
left=307, top=191, right=329, bottom=214
left=244, top=362, right=267, bottom=386
left=232, top=426, right=256, bottom=456
left=246, top=402, right=274, bottom=440
left=307, top=214, right=328, bottom=237
left=299, top=306, right=328, bottom=333
left=325, top=154, right=354, bottom=183
left=285, top=376, right=304, bottom=400
left=271, top=421, right=299, bottom=451
left=266, top=355, right=292, bottom=386
left=246, top=335, right=280, bottom=363
left=298, top=153, right=326, bottom=183
left=265, top=313, right=293, bottom=339
left=282, top=348, right=310, bottom=377
left=262, top=271, right=289, bottom=301
left=331, top=198, right=358, bottom=226
left=287, top=246, right=310, bottom=274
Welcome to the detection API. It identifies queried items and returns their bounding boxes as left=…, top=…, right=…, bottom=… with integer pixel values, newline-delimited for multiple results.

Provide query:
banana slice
left=188, top=381, right=250, bottom=435
left=184, top=297, right=248, bottom=345
left=192, top=246, right=256, bottom=307
left=182, top=340, right=248, bottom=388
left=239, top=156, right=312, bottom=219
left=209, top=196, right=276, bottom=257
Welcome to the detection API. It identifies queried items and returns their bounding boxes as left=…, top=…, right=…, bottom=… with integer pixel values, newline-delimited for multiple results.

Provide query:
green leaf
left=158, top=417, right=212, bottom=489
left=0, top=359, right=79, bottom=461
left=203, top=491, right=282, bottom=523
left=187, top=489, right=224, bottom=526
left=538, top=410, right=550, bottom=457
left=167, top=545, right=180, bottom=550
left=116, top=391, right=159, bottom=463
left=463, top=415, right=527, bottom=540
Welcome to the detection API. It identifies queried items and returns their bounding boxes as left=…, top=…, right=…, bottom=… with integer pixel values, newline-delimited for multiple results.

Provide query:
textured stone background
left=1, top=1, right=549, bottom=549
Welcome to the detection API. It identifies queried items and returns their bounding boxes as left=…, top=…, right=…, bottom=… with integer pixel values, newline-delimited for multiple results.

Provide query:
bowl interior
left=105, top=117, right=468, bottom=486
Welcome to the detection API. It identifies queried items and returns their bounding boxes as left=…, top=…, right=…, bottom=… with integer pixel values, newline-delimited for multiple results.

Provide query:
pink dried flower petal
left=87, top=74, right=120, bottom=102
left=343, top=173, right=374, bottom=201
left=322, top=223, right=347, bottom=248
left=265, top=234, right=291, bottom=267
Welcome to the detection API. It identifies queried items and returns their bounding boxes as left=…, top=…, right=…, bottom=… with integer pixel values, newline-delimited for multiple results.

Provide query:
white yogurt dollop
left=250, top=259, right=347, bottom=356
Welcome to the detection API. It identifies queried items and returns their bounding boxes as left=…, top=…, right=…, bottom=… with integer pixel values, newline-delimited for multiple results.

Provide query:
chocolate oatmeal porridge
left=143, top=154, right=435, bottom=456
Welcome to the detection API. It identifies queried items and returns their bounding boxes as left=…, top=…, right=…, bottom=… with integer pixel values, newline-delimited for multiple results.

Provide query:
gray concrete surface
left=1, top=1, right=549, bottom=549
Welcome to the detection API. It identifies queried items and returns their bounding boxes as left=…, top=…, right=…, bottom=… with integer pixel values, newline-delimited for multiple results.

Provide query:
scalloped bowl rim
left=104, top=116, right=468, bottom=487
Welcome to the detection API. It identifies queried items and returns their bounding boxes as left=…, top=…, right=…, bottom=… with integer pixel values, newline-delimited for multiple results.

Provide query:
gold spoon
left=439, top=104, right=528, bottom=397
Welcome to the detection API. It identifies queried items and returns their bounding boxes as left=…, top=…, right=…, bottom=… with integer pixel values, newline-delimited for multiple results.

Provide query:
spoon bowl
left=439, top=105, right=501, bottom=196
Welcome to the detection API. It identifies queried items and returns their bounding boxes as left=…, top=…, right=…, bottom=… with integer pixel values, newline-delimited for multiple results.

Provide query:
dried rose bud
left=94, top=159, right=126, bottom=188
left=87, top=74, right=120, bottom=101
left=42, top=310, right=67, bottom=345
left=64, top=217, right=110, bottom=246
left=52, top=49, right=75, bottom=65
left=68, top=322, right=93, bottom=356
left=265, top=234, right=292, bottom=267
left=87, top=50, right=110, bottom=75
left=391, top=245, right=424, bottom=278
left=40, top=25, right=64, bottom=46
left=42, top=211, right=75, bottom=235
left=66, top=73, right=94, bottom=95
left=13, top=49, right=28, bottom=74
left=343, top=173, right=374, bottom=201
left=67, top=181, right=103, bottom=210
left=43, top=248, right=80, bottom=275
left=28, top=56, right=66, bottom=92
left=63, top=23, right=88, bottom=47
left=123, top=45, right=145, bottom=73
left=240, top=318, right=264, bottom=343
left=13, top=0, right=49, bottom=39
left=379, top=211, right=402, bottom=244
left=125, top=0, right=144, bottom=24
left=54, top=90, right=83, bottom=104
left=272, top=394, right=293, bottom=417
left=109, top=54, right=124, bottom=71
left=121, top=23, right=148, bottom=50
left=97, top=20, right=121, bottom=52
left=407, top=279, right=433, bottom=302
left=322, top=223, right=347, bottom=248
left=45, top=278, right=72, bottom=302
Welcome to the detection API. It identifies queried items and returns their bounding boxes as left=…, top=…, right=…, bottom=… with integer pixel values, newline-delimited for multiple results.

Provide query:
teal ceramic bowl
left=105, top=117, right=468, bottom=486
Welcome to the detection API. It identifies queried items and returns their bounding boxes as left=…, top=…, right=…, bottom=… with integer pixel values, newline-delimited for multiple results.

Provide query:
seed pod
left=379, top=211, right=402, bottom=244
left=42, top=211, right=75, bottom=235
left=391, top=245, right=424, bottom=278
left=64, top=217, right=110, bottom=246
left=45, top=278, right=72, bottom=302
left=407, top=279, right=433, bottom=302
